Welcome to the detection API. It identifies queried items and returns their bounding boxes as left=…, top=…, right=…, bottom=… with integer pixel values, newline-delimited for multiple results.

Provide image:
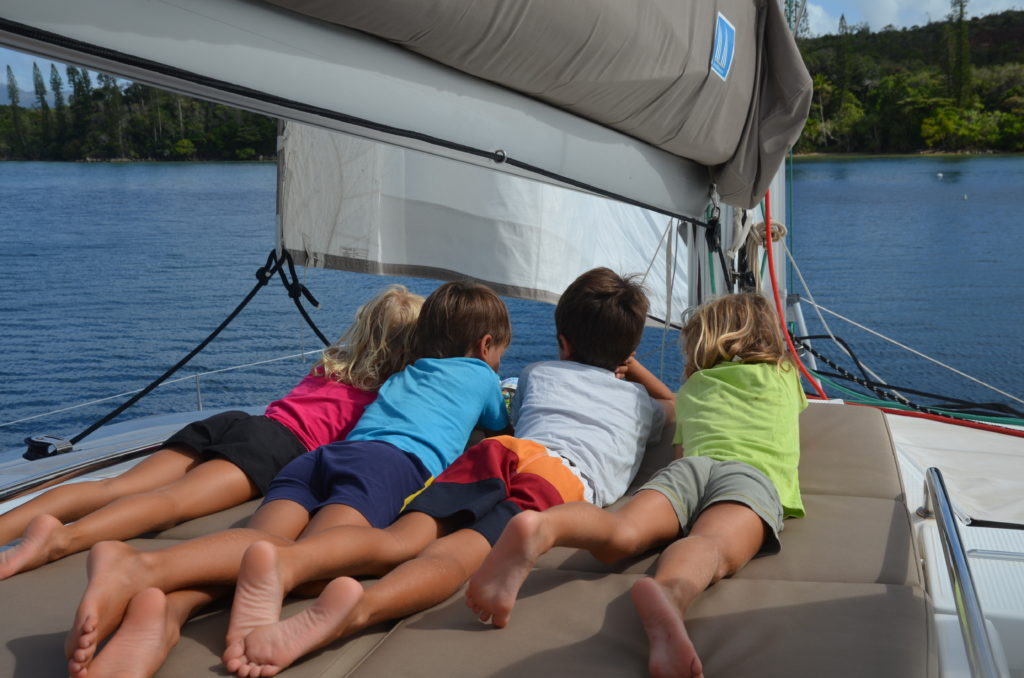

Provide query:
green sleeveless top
left=673, top=362, right=807, bottom=518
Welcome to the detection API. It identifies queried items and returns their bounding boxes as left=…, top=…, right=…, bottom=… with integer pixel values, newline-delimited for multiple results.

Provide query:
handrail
left=923, top=467, right=1001, bottom=678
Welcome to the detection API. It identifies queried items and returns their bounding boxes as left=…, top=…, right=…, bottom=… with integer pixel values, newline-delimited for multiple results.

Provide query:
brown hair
left=313, top=285, right=424, bottom=390
left=681, top=292, right=790, bottom=379
left=416, top=280, right=512, bottom=359
left=554, top=267, right=649, bottom=371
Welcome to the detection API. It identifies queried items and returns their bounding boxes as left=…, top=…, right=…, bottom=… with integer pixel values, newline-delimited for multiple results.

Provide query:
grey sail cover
left=264, top=0, right=811, bottom=209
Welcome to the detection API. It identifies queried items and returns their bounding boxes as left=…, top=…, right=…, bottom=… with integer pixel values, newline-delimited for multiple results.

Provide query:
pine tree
left=49, top=64, right=66, bottom=151
left=5, top=65, right=24, bottom=157
left=33, top=63, right=52, bottom=153
left=948, top=0, right=972, bottom=107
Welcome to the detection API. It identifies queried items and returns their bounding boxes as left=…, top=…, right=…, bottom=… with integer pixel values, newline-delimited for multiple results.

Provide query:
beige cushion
left=347, top=570, right=934, bottom=678
left=0, top=402, right=933, bottom=678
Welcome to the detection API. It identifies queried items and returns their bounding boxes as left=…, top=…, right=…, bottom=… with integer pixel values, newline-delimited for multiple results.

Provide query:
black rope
left=795, top=339, right=1010, bottom=420
left=811, top=370, right=1024, bottom=418
left=275, top=249, right=331, bottom=346
left=795, top=334, right=892, bottom=397
left=25, top=250, right=331, bottom=459
left=796, top=333, right=1023, bottom=418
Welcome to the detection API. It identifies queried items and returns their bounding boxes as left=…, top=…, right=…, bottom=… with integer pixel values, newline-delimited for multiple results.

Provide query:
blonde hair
left=681, top=292, right=790, bottom=379
left=313, top=285, right=424, bottom=391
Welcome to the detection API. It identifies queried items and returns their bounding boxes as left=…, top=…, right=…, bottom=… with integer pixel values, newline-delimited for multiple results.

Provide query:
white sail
left=279, top=122, right=690, bottom=322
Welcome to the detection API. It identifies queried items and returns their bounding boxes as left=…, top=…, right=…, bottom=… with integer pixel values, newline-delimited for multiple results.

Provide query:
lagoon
left=0, top=156, right=1021, bottom=458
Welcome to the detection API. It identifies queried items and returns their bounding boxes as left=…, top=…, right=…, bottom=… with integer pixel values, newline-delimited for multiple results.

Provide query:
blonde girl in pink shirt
left=0, top=285, right=423, bottom=579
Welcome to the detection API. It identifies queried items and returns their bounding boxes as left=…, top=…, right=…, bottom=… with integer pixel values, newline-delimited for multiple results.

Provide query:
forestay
left=265, top=0, right=811, bottom=209
left=278, top=122, right=690, bottom=320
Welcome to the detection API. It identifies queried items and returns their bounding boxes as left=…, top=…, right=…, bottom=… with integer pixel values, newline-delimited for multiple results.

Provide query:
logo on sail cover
left=711, top=13, right=735, bottom=81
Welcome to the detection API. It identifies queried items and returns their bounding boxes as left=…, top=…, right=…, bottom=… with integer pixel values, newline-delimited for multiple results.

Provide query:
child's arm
left=619, top=356, right=675, bottom=425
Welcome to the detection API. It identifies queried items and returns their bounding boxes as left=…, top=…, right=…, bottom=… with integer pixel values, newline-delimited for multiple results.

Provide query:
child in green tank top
left=466, top=291, right=807, bottom=678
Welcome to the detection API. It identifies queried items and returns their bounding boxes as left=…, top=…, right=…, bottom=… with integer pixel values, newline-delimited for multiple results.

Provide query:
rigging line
left=0, top=350, right=326, bottom=429
left=65, top=250, right=286, bottom=446
left=780, top=240, right=901, bottom=391
left=763, top=190, right=826, bottom=398
left=658, top=223, right=681, bottom=380
left=803, top=343, right=954, bottom=416
left=810, top=370, right=1024, bottom=418
left=795, top=333, right=911, bottom=406
left=804, top=300, right=1024, bottom=407
left=639, top=219, right=674, bottom=287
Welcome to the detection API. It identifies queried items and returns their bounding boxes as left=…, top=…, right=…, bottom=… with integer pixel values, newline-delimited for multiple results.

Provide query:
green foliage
left=0, top=64, right=277, bottom=161
left=797, top=9, right=1024, bottom=153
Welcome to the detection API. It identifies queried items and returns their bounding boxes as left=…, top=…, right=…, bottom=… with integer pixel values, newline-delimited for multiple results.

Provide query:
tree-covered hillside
left=3, top=6, right=1023, bottom=160
left=0, top=63, right=276, bottom=161
left=795, top=8, right=1024, bottom=153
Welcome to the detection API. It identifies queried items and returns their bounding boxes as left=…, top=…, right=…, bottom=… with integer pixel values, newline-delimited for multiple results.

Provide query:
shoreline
left=794, top=151, right=1024, bottom=160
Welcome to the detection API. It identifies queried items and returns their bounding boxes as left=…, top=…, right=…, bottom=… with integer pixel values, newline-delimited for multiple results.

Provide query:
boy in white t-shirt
left=220, top=267, right=674, bottom=676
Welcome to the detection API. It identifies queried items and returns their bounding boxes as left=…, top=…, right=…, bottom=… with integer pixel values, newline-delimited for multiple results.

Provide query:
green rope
left=810, top=371, right=1024, bottom=427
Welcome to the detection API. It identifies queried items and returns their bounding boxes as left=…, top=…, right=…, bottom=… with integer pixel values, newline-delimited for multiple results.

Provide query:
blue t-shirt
left=347, top=357, right=507, bottom=477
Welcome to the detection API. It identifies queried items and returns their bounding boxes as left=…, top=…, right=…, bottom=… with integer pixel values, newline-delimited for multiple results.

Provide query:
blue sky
left=2, top=0, right=1023, bottom=86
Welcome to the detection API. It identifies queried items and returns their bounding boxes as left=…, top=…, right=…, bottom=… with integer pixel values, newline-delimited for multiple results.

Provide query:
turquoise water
left=1, top=157, right=1022, bottom=458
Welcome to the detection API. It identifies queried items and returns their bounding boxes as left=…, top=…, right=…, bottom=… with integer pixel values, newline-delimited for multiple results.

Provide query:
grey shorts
left=638, top=457, right=784, bottom=556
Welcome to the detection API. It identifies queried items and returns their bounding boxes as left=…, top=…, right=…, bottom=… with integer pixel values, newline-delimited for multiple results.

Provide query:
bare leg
left=634, top=501, right=766, bottom=678
left=0, top=459, right=256, bottom=579
left=0, top=446, right=200, bottom=544
left=226, top=512, right=440, bottom=647
left=64, top=500, right=311, bottom=670
left=467, top=492, right=679, bottom=627
left=226, top=529, right=492, bottom=676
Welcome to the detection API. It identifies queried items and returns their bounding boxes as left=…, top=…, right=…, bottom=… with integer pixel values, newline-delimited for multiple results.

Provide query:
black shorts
left=163, top=410, right=306, bottom=495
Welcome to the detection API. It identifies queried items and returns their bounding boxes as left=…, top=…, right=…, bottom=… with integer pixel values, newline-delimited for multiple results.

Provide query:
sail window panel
left=279, top=123, right=688, bottom=321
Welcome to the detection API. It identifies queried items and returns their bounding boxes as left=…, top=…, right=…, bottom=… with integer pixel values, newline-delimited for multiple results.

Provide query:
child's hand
left=614, top=354, right=636, bottom=380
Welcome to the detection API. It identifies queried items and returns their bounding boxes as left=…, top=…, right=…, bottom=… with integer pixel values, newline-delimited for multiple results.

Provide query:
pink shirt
left=263, top=374, right=376, bottom=451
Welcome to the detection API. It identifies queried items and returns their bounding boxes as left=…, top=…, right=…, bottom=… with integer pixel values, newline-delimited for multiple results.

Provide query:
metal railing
left=922, top=467, right=1001, bottom=678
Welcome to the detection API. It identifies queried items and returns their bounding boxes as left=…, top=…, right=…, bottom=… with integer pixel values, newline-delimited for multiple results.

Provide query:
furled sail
left=265, top=0, right=812, bottom=209
left=279, top=122, right=689, bottom=322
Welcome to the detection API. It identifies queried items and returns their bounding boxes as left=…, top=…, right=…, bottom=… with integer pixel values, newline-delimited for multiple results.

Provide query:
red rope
left=763, top=190, right=827, bottom=398
left=853, top=403, right=1024, bottom=439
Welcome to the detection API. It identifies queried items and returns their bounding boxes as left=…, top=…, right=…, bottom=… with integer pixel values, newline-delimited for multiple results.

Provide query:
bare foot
left=65, top=541, right=151, bottom=670
left=631, top=578, right=703, bottom=678
left=77, top=587, right=180, bottom=678
left=226, top=542, right=288, bottom=648
left=465, top=511, right=549, bottom=627
left=223, top=576, right=364, bottom=677
left=0, top=513, right=62, bottom=579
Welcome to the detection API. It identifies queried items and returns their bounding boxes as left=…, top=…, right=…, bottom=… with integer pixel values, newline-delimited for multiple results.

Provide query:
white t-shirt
left=510, top=361, right=665, bottom=506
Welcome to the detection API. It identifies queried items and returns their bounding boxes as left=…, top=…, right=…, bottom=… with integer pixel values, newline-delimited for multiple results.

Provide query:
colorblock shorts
left=405, top=435, right=585, bottom=545
left=163, top=410, right=306, bottom=495
left=639, top=456, right=785, bottom=556
left=263, top=439, right=431, bottom=529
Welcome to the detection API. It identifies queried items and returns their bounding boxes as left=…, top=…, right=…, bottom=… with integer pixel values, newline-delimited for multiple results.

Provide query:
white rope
left=0, top=349, right=325, bottom=429
left=639, top=219, right=674, bottom=287
left=803, top=300, right=1024, bottom=406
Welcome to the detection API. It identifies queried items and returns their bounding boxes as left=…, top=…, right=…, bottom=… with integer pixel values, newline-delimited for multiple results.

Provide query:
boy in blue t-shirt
left=216, top=268, right=675, bottom=676
left=66, top=281, right=511, bottom=677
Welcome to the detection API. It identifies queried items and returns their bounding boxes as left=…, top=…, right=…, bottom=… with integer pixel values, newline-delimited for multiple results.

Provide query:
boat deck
left=0, top=402, right=954, bottom=677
